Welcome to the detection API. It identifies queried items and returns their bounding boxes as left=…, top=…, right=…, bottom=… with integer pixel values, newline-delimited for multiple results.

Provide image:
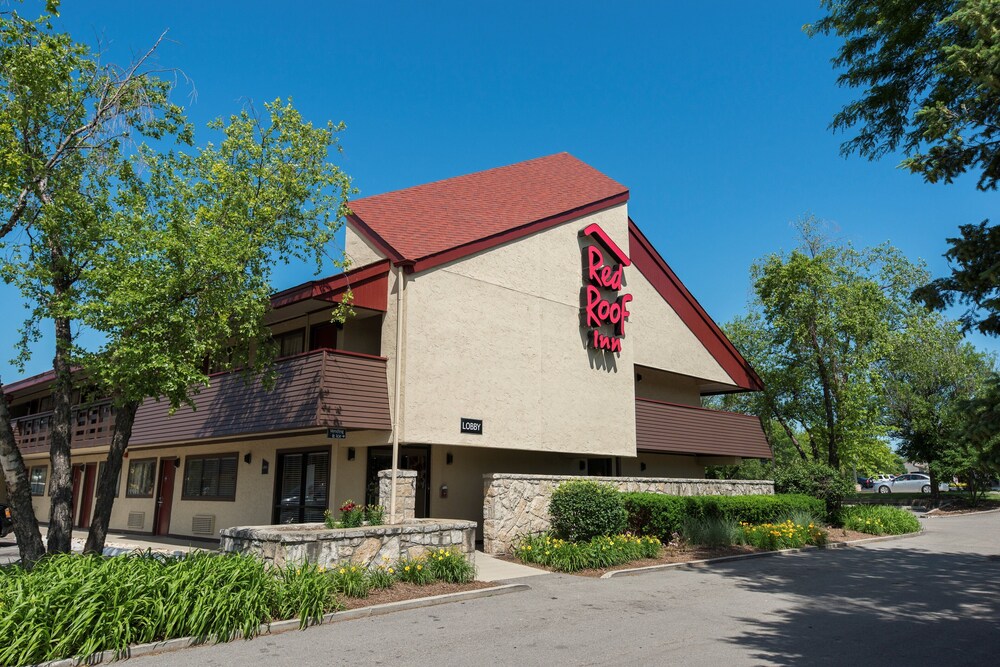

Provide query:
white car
left=873, top=473, right=947, bottom=494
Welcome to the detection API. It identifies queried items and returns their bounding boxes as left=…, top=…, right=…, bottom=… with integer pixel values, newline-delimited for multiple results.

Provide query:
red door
left=77, top=463, right=97, bottom=528
left=154, top=459, right=177, bottom=536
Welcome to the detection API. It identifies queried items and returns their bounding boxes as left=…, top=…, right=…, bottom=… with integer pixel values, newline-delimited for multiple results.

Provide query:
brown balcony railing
left=12, top=401, right=115, bottom=454
left=11, top=349, right=391, bottom=454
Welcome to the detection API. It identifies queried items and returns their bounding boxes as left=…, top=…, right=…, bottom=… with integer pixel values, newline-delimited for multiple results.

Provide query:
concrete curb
left=600, top=529, right=926, bottom=579
left=34, top=583, right=530, bottom=667
left=921, top=506, right=1000, bottom=518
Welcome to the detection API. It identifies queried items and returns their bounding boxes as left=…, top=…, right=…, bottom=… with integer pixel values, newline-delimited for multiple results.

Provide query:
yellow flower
left=417, top=565, right=423, bottom=571
left=388, top=568, right=395, bottom=574
left=339, top=568, right=346, bottom=574
left=405, top=566, right=411, bottom=572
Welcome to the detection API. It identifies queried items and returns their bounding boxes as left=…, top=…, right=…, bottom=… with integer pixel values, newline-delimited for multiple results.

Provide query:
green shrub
left=839, top=505, right=921, bottom=535
left=549, top=480, right=627, bottom=541
left=705, top=459, right=774, bottom=481
left=680, top=516, right=741, bottom=547
left=622, top=493, right=824, bottom=540
left=774, top=460, right=856, bottom=512
left=513, top=533, right=662, bottom=572
left=426, top=548, right=476, bottom=583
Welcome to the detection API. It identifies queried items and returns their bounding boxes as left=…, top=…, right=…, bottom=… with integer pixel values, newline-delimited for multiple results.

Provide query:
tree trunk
left=809, top=326, right=839, bottom=468
left=84, top=400, right=138, bottom=555
left=46, top=314, right=75, bottom=554
left=0, top=386, right=47, bottom=567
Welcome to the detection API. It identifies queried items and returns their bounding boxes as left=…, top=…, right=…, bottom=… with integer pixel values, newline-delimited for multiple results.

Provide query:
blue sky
left=2, top=0, right=996, bottom=381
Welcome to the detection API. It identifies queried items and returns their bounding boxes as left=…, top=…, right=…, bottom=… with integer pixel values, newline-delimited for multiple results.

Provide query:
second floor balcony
left=11, top=348, right=391, bottom=454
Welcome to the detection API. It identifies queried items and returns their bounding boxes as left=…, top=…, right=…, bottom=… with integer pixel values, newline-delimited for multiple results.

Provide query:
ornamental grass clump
left=426, top=548, right=476, bottom=583
left=514, top=533, right=661, bottom=572
left=0, top=550, right=342, bottom=666
left=839, top=505, right=921, bottom=535
left=680, top=515, right=742, bottom=547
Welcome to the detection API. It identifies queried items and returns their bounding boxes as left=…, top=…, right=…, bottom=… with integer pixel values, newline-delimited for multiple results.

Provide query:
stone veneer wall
left=482, top=473, right=775, bottom=554
left=220, top=519, right=476, bottom=568
left=379, top=469, right=417, bottom=523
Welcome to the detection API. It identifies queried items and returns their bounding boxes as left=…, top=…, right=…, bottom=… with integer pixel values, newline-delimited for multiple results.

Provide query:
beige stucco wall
left=345, top=224, right=387, bottom=268
left=396, top=204, right=637, bottom=457
left=627, top=264, right=735, bottom=386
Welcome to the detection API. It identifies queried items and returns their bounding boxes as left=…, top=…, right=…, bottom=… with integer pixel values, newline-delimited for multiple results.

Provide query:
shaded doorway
left=273, top=448, right=331, bottom=524
left=365, top=446, right=430, bottom=518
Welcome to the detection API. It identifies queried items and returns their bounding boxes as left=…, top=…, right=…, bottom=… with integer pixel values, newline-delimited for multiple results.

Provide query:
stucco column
left=379, top=469, right=416, bottom=523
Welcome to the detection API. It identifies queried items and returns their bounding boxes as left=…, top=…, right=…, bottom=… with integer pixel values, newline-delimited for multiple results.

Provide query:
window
left=182, top=453, right=238, bottom=501
left=97, top=461, right=121, bottom=498
left=29, top=466, right=47, bottom=496
left=126, top=459, right=157, bottom=498
left=275, top=329, right=305, bottom=358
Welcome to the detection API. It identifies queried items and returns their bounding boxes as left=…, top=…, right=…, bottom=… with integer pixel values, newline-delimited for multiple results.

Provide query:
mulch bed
left=339, top=580, right=496, bottom=610
left=498, top=526, right=892, bottom=578
left=925, top=500, right=1000, bottom=515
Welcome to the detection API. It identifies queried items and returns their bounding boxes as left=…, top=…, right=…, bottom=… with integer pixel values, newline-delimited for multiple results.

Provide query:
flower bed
left=513, top=533, right=662, bottom=572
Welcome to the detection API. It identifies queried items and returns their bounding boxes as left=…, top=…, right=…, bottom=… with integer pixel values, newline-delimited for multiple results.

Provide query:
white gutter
left=389, top=264, right=405, bottom=522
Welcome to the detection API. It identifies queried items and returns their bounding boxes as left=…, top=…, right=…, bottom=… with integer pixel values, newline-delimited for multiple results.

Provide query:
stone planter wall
left=482, top=473, right=775, bottom=554
left=220, top=519, right=476, bottom=569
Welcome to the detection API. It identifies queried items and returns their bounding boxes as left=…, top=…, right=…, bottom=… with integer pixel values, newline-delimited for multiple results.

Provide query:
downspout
left=389, top=264, right=407, bottom=522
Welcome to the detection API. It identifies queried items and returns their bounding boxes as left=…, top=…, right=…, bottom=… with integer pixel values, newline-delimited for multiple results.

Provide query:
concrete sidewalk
left=70, top=530, right=219, bottom=557
left=474, top=550, right=548, bottom=581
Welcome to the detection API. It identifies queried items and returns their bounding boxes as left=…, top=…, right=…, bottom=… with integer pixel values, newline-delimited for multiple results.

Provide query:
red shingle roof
left=347, top=153, right=628, bottom=269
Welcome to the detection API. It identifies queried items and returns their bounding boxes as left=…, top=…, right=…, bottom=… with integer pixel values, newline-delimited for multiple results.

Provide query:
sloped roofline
left=348, top=191, right=629, bottom=274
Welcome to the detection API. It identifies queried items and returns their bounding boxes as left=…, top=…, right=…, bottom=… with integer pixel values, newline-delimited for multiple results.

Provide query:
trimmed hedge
left=622, top=493, right=824, bottom=540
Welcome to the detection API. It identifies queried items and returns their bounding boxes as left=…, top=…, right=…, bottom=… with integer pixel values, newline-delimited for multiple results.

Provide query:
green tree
left=807, top=0, right=1000, bottom=190
left=912, top=220, right=1000, bottom=336
left=885, top=313, right=995, bottom=496
left=0, top=3, right=354, bottom=563
left=0, top=1, right=185, bottom=562
left=720, top=218, right=927, bottom=472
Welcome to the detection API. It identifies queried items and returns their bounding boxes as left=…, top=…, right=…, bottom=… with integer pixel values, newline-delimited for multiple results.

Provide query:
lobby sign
left=581, top=223, right=632, bottom=352
left=460, top=418, right=483, bottom=434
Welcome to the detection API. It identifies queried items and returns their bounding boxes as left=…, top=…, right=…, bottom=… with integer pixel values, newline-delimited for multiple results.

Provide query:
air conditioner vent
left=191, top=514, right=216, bottom=536
left=127, top=511, right=145, bottom=531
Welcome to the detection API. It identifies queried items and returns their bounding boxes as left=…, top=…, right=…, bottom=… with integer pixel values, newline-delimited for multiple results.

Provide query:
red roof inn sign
left=581, top=223, right=632, bottom=353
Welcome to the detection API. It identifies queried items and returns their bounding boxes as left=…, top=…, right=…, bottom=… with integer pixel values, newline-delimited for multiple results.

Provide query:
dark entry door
left=365, top=446, right=430, bottom=518
left=71, top=464, right=83, bottom=524
left=154, top=458, right=177, bottom=535
left=77, top=463, right=97, bottom=528
left=274, top=449, right=330, bottom=524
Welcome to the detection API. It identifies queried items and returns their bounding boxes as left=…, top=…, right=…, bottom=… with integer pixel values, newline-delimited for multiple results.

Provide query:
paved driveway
left=115, top=512, right=1000, bottom=665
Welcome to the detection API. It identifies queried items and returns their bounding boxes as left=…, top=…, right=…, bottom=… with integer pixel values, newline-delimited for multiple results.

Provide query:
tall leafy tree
left=807, top=0, right=1000, bottom=190
left=0, top=1, right=185, bottom=561
left=885, top=313, right=995, bottom=495
left=0, top=2, right=354, bottom=563
left=75, top=101, right=352, bottom=554
left=720, top=218, right=927, bottom=472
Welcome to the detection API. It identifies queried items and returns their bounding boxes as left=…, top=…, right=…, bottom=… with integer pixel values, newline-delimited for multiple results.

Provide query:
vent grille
left=191, top=514, right=216, bottom=536
left=127, top=511, right=145, bottom=530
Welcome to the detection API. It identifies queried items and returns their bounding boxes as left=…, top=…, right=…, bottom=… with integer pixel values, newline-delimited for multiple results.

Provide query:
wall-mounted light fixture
left=347, top=447, right=356, bottom=461
left=244, top=453, right=252, bottom=464
left=640, top=462, right=647, bottom=472
left=579, top=460, right=587, bottom=471
left=446, top=452, right=454, bottom=465
left=262, top=459, right=269, bottom=475
left=173, top=459, right=181, bottom=469
left=636, top=373, right=643, bottom=382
